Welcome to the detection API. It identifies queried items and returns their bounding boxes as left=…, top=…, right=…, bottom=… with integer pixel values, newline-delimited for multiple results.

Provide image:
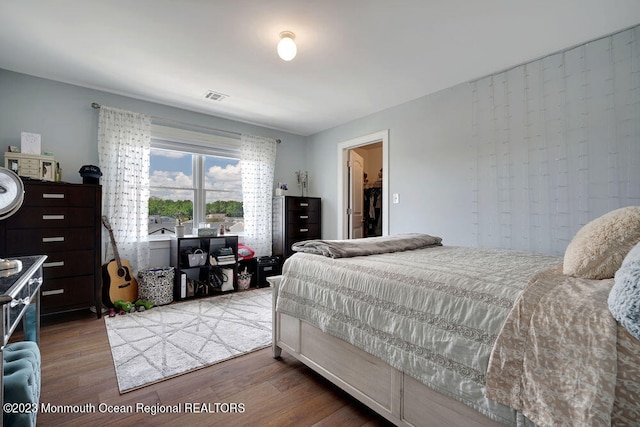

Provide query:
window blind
left=150, top=124, right=241, bottom=158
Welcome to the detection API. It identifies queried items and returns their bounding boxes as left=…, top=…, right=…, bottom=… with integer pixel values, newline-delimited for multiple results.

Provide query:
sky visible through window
left=150, top=148, right=242, bottom=202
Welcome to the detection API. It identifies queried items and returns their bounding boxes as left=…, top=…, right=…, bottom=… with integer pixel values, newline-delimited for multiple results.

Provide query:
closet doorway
left=350, top=143, right=383, bottom=238
left=337, top=130, right=389, bottom=239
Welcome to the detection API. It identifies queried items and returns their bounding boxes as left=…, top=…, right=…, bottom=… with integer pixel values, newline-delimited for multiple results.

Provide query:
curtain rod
left=91, top=102, right=281, bottom=143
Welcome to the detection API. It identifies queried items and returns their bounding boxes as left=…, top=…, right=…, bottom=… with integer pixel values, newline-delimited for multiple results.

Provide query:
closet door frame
left=336, top=129, right=389, bottom=239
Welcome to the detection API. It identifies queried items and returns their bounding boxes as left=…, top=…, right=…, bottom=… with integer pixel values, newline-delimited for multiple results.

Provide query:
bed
left=271, top=208, right=640, bottom=427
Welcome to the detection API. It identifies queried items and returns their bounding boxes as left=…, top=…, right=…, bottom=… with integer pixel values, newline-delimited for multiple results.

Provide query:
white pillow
left=563, top=206, right=640, bottom=279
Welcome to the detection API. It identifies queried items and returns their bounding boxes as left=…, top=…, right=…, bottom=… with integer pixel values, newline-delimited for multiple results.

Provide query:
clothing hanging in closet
left=363, top=186, right=382, bottom=237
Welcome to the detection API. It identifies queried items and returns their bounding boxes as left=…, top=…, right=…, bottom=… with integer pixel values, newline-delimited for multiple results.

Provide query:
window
left=148, top=125, right=242, bottom=236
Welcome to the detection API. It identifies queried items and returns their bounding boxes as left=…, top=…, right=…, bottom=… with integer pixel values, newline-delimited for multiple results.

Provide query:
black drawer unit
left=0, top=180, right=102, bottom=317
left=272, top=196, right=321, bottom=259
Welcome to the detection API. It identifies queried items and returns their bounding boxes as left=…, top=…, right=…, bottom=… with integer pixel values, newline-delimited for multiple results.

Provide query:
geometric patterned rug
left=104, top=287, right=272, bottom=393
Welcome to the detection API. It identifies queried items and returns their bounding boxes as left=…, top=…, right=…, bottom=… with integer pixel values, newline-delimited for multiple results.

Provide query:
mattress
left=276, top=245, right=561, bottom=424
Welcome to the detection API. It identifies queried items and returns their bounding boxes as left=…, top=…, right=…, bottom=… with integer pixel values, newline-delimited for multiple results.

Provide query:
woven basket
left=137, top=267, right=175, bottom=306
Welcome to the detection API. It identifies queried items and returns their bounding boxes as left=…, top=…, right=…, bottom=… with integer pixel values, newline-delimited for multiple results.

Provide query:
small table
left=0, top=255, right=46, bottom=426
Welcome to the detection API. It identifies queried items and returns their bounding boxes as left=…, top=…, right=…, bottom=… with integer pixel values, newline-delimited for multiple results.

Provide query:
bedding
left=613, top=326, right=640, bottom=425
left=485, top=265, right=624, bottom=426
left=276, top=245, right=561, bottom=424
left=290, top=232, right=442, bottom=258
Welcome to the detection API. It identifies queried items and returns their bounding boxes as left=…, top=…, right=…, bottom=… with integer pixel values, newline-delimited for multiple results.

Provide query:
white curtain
left=470, top=26, right=640, bottom=255
left=98, top=106, right=152, bottom=273
left=241, top=134, right=277, bottom=257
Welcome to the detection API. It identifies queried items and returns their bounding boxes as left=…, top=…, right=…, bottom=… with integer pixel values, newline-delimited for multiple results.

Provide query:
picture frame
left=8, top=159, right=19, bottom=174
left=21, top=132, right=41, bottom=155
left=41, top=160, right=55, bottom=181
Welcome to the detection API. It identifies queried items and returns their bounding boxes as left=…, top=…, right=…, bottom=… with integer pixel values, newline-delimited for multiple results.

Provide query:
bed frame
left=270, top=276, right=503, bottom=427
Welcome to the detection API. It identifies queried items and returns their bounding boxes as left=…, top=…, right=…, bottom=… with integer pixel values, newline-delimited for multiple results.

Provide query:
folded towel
left=291, top=233, right=442, bottom=258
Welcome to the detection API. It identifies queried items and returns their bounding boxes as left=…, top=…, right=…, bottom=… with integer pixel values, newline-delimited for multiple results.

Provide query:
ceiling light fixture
left=277, top=31, right=297, bottom=61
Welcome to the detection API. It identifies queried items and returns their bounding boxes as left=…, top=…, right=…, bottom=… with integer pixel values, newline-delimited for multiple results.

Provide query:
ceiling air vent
left=203, top=90, right=228, bottom=102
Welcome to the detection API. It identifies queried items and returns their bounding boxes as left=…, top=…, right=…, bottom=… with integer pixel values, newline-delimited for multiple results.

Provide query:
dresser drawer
left=286, top=209, right=320, bottom=224
left=286, top=197, right=321, bottom=213
left=21, top=159, right=40, bottom=168
left=19, top=159, right=41, bottom=176
left=7, top=227, right=96, bottom=254
left=22, top=184, right=98, bottom=207
left=42, top=250, right=96, bottom=279
left=6, top=207, right=96, bottom=229
left=41, top=275, right=95, bottom=314
left=286, top=223, right=320, bottom=239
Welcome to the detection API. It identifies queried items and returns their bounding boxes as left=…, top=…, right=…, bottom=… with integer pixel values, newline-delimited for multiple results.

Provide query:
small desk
left=0, top=255, right=46, bottom=426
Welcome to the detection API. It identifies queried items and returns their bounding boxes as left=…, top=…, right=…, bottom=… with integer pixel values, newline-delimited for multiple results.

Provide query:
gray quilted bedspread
left=276, top=245, right=560, bottom=424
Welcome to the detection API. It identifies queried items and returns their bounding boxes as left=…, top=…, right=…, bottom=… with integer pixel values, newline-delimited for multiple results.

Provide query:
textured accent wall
left=471, top=26, right=640, bottom=254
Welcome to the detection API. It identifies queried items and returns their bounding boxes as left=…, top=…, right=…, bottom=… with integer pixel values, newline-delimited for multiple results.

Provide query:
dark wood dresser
left=272, top=196, right=321, bottom=259
left=0, top=180, right=102, bottom=318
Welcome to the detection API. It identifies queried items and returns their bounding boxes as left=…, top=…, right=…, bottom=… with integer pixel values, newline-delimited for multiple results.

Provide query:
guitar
left=101, top=216, right=138, bottom=307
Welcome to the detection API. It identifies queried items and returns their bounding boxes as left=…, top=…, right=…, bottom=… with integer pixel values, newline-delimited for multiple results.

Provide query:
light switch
left=392, top=193, right=399, bottom=204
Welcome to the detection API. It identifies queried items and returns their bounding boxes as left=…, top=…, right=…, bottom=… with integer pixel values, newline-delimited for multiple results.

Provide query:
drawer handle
left=42, top=289, right=64, bottom=296
left=299, top=203, right=309, bottom=207
left=43, top=193, right=65, bottom=199
left=42, top=214, right=65, bottom=220
left=43, top=261, right=64, bottom=268
left=42, top=237, right=65, bottom=243
left=300, top=228, right=309, bottom=233
left=299, top=215, right=309, bottom=219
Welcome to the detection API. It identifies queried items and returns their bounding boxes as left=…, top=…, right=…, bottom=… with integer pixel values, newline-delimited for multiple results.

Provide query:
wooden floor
left=27, top=309, right=393, bottom=426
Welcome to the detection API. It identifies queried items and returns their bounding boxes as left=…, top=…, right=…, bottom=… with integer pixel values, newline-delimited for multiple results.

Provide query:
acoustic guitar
left=101, top=216, right=138, bottom=307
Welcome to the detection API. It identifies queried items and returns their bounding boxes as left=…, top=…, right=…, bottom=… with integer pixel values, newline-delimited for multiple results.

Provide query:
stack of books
left=212, top=247, right=236, bottom=265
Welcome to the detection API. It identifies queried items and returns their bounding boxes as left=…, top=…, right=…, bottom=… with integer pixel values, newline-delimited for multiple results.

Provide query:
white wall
left=307, top=25, right=640, bottom=255
left=354, top=143, right=383, bottom=185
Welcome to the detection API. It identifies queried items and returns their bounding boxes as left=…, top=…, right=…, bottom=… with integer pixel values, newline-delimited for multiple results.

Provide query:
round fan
left=0, top=167, right=24, bottom=275
left=0, top=167, right=24, bottom=220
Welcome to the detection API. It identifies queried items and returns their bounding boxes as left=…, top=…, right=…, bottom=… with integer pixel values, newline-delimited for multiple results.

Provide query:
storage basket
left=137, top=267, right=175, bottom=306
left=238, top=273, right=252, bottom=290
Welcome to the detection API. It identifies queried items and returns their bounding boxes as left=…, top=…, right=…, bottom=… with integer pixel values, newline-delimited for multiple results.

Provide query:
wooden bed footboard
left=270, top=276, right=504, bottom=427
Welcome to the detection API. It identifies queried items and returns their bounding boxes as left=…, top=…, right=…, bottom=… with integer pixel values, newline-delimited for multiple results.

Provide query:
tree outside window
left=148, top=147, right=243, bottom=236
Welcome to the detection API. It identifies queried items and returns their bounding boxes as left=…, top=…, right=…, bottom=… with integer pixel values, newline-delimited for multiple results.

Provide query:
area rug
left=105, top=288, right=272, bottom=393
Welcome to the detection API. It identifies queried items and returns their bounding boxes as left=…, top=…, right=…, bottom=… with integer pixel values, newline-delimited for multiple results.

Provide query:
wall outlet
left=392, top=193, right=399, bottom=204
